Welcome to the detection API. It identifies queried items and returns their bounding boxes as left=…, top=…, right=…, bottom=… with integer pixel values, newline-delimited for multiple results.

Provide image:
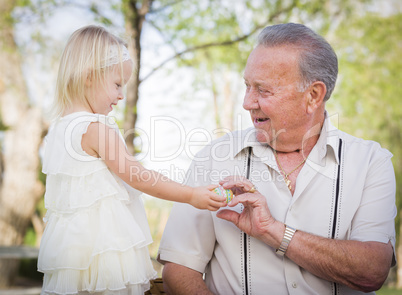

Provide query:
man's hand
left=217, top=176, right=283, bottom=248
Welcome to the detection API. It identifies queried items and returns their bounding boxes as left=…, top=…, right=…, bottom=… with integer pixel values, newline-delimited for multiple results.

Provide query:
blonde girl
left=38, top=25, right=226, bottom=295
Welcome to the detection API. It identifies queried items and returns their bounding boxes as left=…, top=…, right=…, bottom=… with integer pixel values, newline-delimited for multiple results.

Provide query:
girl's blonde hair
left=53, top=25, right=130, bottom=118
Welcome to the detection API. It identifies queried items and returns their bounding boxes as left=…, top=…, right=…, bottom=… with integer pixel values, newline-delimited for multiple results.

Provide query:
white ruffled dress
left=38, top=112, right=157, bottom=295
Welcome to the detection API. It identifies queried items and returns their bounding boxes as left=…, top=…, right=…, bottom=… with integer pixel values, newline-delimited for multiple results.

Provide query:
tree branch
left=148, top=0, right=186, bottom=14
left=140, top=1, right=297, bottom=82
left=140, top=24, right=261, bottom=82
left=139, top=0, right=154, bottom=16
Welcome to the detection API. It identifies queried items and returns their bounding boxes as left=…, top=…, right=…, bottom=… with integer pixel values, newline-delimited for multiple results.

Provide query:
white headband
left=102, top=44, right=131, bottom=68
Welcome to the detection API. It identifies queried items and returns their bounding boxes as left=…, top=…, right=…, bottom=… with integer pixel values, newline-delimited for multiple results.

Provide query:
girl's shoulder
left=58, top=111, right=118, bottom=128
left=47, top=112, right=119, bottom=148
left=43, top=112, right=120, bottom=176
left=48, top=111, right=121, bottom=143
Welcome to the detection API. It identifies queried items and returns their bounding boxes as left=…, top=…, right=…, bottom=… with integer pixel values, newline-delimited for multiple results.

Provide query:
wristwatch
left=276, top=225, right=296, bottom=256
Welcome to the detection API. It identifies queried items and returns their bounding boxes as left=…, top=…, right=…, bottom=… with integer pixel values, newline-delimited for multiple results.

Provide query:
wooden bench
left=0, top=246, right=39, bottom=259
left=0, top=289, right=41, bottom=295
left=0, top=246, right=41, bottom=295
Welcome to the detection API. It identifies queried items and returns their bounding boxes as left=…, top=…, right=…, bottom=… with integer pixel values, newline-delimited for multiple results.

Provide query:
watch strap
left=276, top=225, right=296, bottom=256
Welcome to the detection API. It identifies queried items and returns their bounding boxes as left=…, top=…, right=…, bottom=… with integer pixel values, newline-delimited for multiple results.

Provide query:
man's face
left=243, top=45, right=309, bottom=148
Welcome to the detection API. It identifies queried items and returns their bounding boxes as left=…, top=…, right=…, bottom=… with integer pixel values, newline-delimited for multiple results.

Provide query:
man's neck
left=271, top=111, right=326, bottom=156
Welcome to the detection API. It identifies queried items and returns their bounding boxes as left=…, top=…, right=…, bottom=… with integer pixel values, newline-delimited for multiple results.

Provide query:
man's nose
left=243, top=88, right=259, bottom=110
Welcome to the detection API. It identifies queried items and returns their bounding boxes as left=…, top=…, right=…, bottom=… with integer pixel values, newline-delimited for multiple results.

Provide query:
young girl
left=38, top=25, right=226, bottom=295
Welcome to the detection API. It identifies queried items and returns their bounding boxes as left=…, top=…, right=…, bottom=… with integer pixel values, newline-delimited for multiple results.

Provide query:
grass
left=377, top=287, right=402, bottom=294
left=144, top=197, right=173, bottom=277
left=144, top=197, right=173, bottom=258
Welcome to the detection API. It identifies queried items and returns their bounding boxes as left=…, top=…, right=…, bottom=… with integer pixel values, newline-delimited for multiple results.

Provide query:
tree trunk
left=0, top=0, right=45, bottom=286
left=222, top=71, right=235, bottom=132
left=123, top=20, right=141, bottom=155
left=212, top=69, right=236, bottom=138
left=123, top=0, right=153, bottom=154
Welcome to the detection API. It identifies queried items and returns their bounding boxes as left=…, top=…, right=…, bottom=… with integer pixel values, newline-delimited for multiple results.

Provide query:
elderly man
left=157, top=23, right=396, bottom=294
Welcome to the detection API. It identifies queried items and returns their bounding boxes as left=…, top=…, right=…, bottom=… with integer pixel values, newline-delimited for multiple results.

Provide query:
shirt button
left=292, top=282, right=297, bottom=288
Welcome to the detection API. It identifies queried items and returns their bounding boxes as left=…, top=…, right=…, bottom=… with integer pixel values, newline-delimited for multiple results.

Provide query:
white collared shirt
left=158, top=116, right=396, bottom=295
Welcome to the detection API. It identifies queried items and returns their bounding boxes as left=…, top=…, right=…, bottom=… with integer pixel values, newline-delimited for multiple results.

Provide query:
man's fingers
left=216, top=209, right=239, bottom=224
left=219, top=177, right=256, bottom=195
left=227, top=193, right=262, bottom=208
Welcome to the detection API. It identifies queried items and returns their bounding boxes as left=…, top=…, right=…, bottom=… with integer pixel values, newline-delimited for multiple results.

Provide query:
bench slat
left=0, top=246, right=39, bottom=259
left=0, top=288, right=41, bottom=295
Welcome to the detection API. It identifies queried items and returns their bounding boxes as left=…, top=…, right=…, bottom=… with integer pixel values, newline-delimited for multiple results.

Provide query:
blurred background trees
left=327, top=11, right=402, bottom=287
left=0, top=0, right=46, bottom=286
left=0, top=0, right=400, bottom=290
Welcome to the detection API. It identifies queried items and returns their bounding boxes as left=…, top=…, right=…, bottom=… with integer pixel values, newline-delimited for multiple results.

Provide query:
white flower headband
left=102, top=44, right=131, bottom=68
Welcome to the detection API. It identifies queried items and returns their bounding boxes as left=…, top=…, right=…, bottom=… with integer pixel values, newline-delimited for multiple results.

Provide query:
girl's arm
left=82, top=122, right=226, bottom=211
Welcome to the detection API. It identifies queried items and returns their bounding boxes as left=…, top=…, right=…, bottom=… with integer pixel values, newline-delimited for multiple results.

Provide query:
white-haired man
left=158, top=23, right=396, bottom=295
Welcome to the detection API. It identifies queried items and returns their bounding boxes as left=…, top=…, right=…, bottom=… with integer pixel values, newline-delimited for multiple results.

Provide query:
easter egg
left=213, top=186, right=234, bottom=203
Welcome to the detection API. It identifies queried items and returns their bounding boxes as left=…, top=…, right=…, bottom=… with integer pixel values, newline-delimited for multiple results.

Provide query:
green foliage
left=90, top=3, right=113, bottom=26
left=16, top=0, right=32, bottom=6
left=0, top=1, right=16, bottom=29
left=331, top=12, right=402, bottom=163
left=329, top=12, right=402, bottom=243
left=147, top=0, right=254, bottom=71
left=0, top=117, right=9, bottom=131
left=376, top=286, right=402, bottom=295
left=142, top=0, right=372, bottom=131
left=23, top=228, right=37, bottom=246
left=333, top=13, right=401, bottom=129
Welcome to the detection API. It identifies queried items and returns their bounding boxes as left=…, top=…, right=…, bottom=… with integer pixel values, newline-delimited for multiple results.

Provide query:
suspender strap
left=332, top=138, right=343, bottom=295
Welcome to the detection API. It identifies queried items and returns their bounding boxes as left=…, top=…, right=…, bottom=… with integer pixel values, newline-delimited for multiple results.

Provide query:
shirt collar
left=310, top=112, right=340, bottom=165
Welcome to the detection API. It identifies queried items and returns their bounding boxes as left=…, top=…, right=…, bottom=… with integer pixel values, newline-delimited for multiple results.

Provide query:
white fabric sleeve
left=350, top=146, right=397, bottom=265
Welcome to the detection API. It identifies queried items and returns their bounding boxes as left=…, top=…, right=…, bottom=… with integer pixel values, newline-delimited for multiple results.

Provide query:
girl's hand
left=189, top=185, right=227, bottom=211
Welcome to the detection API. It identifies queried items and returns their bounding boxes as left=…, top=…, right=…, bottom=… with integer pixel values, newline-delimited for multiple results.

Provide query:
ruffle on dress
left=41, top=247, right=155, bottom=295
left=38, top=112, right=156, bottom=295
left=43, top=168, right=127, bottom=214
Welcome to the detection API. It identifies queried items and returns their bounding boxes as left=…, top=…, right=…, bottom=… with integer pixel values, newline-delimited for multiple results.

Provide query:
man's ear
left=306, top=81, right=326, bottom=114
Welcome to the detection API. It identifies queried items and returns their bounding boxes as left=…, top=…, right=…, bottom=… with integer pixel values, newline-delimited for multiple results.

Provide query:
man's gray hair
left=258, top=23, right=338, bottom=101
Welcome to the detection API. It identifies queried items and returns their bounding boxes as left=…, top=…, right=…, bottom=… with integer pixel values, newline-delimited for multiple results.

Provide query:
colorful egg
left=213, top=186, right=234, bottom=203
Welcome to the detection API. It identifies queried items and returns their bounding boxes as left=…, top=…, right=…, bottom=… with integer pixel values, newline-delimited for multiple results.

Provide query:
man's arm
left=163, top=263, right=213, bottom=295
left=287, top=232, right=393, bottom=292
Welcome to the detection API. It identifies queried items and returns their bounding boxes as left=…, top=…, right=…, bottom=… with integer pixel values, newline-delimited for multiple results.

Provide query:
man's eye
left=116, top=84, right=121, bottom=88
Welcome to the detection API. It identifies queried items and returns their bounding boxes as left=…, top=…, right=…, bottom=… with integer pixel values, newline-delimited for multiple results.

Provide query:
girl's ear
left=306, top=81, right=326, bottom=114
left=85, top=72, right=93, bottom=87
